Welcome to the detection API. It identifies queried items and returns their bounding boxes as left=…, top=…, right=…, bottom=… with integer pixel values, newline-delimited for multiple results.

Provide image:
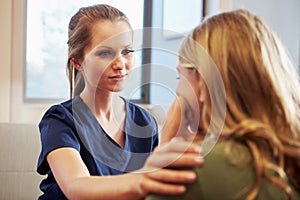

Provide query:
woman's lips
left=108, top=74, right=127, bottom=81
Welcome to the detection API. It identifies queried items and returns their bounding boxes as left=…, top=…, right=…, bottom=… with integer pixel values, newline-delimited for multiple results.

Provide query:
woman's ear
left=70, top=58, right=82, bottom=70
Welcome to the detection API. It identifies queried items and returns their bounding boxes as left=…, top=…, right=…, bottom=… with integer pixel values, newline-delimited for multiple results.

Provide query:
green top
left=146, top=141, right=300, bottom=200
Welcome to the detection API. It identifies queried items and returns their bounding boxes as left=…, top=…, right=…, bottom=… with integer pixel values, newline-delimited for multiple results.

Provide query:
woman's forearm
left=65, top=173, right=142, bottom=200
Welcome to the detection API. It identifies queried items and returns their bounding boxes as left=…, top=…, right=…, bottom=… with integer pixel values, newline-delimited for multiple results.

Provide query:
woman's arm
left=47, top=138, right=203, bottom=200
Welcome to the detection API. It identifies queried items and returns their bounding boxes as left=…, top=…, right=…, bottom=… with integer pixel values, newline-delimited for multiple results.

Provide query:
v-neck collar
left=74, top=95, right=129, bottom=150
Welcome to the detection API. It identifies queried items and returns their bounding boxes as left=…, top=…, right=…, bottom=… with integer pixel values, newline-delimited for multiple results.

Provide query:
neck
left=80, top=88, right=121, bottom=120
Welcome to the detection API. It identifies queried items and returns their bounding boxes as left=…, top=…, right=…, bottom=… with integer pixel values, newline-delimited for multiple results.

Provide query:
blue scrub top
left=37, top=96, right=159, bottom=199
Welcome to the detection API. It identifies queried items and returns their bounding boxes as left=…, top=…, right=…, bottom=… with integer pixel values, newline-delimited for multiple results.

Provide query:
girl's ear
left=70, top=58, right=82, bottom=70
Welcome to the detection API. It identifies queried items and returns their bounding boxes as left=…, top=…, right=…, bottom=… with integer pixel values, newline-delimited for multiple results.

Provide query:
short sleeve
left=37, top=104, right=80, bottom=175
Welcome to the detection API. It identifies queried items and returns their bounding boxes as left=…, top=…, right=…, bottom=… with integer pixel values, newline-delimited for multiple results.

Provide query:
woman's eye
left=122, top=49, right=135, bottom=55
left=98, top=50, right=113, bottom=58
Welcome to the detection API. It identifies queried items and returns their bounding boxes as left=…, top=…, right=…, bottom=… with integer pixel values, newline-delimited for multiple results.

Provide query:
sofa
left=0, top=123, right=44, bottom=200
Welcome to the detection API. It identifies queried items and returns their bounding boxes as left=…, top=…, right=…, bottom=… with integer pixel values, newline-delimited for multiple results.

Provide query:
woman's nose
left=112, top=55, right=126, bottom=70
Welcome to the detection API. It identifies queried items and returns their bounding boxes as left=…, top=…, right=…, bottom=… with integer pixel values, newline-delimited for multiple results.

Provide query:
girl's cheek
left=176, top=78, right=191, bottom=98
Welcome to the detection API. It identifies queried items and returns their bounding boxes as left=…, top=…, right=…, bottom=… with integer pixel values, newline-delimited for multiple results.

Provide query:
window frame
left=10, top=0, right=153, bottom=123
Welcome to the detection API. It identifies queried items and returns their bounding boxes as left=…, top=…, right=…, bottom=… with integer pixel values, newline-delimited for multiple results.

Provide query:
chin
left=112, top=88, right=125, bottom=92
left=112, top=79, right=129, bottom=92
left=111, top=84, right=126, bottom=92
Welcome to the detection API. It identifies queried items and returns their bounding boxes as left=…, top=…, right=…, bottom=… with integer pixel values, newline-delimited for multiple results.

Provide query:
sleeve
left=37, top=104, right=81, bottom=175
left=151, top=118, right=159, bottom=150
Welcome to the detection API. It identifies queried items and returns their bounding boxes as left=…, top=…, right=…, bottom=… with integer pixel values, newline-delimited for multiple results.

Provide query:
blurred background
left=0, top=0, right=299, bottom=125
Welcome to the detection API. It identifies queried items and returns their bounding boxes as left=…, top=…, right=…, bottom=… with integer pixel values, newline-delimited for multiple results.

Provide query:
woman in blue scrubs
left=36, top=4, right=203, bottom=200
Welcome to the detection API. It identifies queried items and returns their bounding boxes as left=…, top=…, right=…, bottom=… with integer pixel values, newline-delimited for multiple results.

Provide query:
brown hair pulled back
left=67, top=4, right=131, bottom=98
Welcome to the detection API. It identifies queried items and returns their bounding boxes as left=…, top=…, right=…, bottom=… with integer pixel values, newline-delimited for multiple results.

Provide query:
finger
left=160, top=125, right=182, bottom=144
left=160, top=97, right=193, bottom=144
left=146, top=152, right=203, bottom=169
left=157, top=138, right=202, bottom=154
left=160, top=116, right=182, bottom=144
left=141, top=177, right=187, bottom=195
left=161, top=100, right=183, bottom=129
left=146, top=168, right=197, bottom=184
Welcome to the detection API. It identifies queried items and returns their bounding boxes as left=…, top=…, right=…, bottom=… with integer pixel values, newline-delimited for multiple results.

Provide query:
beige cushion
left=0, top=123, right=44, bottom=200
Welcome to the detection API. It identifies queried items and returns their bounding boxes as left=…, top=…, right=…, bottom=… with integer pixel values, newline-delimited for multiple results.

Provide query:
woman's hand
left=160, top=96, right=196, bottom=144
left=133, top=137, right=203, bottom=197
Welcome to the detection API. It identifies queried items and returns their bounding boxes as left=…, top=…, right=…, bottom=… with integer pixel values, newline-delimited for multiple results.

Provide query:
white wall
left=232, top=0, right=300, bottom=70
left=0, top=0, right=12, bottom=122
left=207, top=0, right=300, bottom=70
left=0, top=0, right=50, bottom=124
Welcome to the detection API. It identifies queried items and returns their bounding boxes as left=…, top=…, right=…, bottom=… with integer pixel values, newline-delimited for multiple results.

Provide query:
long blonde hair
left=182, top=9, right=300, bottom=199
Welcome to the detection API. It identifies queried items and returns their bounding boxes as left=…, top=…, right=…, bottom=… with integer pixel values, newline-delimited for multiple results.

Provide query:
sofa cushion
left=0, top=123, right=44, bottom=199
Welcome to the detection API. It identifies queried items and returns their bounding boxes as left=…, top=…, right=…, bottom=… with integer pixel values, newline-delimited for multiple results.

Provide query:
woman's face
left=80, top=20, right=134, bottom=93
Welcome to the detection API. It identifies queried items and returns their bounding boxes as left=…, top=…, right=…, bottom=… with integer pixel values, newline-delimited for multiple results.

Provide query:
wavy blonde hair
left=181, top=9, right=300, bottom=199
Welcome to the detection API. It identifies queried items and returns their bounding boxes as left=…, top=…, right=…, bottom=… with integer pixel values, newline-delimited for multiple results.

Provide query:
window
left=25, top=0, right=205, bottom=105
left=25, top=0, right=145, bottom=102
left=149, top=0, right=204, bottom=105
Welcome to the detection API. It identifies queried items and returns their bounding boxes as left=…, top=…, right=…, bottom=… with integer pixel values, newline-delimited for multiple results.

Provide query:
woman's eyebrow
left=95, top=45, right=113, bottom=50
left=94, top=44, right=133, bottom=51
left=123, top=44, right=134, bottom=48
